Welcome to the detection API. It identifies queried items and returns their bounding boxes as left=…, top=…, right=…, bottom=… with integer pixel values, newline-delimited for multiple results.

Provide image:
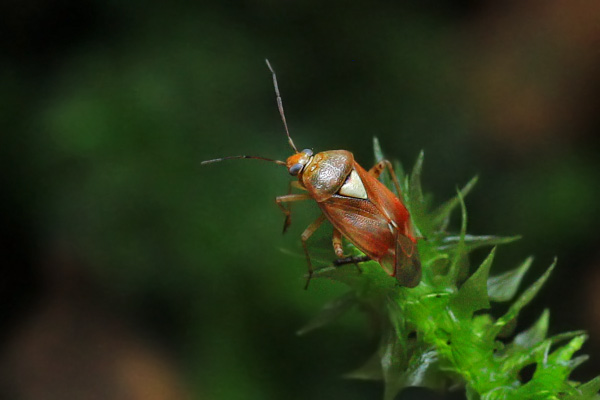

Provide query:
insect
left=202, top=60, right=421, bottom=288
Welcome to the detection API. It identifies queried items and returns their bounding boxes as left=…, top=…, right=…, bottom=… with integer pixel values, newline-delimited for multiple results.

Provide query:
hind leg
left=368, top=160, right=402, bottom=196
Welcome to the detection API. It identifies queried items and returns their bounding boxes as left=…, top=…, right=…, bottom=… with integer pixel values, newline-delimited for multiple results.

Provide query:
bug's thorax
left=292, top=150, right=355, bottom=202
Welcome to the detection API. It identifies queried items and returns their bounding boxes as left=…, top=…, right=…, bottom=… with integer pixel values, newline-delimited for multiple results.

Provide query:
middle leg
left=332, top=228, right=344, bottom=258
left=332, top=229, right=367, bottom=273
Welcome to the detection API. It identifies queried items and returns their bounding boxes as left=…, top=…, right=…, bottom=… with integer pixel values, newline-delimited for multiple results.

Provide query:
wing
left=318, top=195, right=396, bottom=268
left=317, top=162, right=421, bottom=287
left=355, top=161, right=421, bottom=286
left=354, top=162, right=413, bottom=238
left=382, top=233, right=421, bottom=288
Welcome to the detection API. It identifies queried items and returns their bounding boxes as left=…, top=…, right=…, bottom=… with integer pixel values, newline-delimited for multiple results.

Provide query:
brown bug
left=202, top=60, right=421, bottom=288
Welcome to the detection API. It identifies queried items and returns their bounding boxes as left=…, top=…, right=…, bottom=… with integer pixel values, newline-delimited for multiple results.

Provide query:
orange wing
left=381, top=231, right=421, bottom=288
left=317, top=162, right=421, bottom=287
left=319, top=194, right=394, bottom=263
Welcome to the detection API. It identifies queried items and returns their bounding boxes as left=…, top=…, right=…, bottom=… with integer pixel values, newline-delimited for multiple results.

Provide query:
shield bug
left=202, top=60, right=421, bottom=288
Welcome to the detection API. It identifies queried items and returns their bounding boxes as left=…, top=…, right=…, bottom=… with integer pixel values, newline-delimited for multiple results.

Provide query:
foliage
left=301, top=138, right=599, bottom=400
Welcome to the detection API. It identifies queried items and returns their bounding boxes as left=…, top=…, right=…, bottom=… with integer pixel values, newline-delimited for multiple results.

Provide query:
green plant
left=301, top=138, right=599, bottom=400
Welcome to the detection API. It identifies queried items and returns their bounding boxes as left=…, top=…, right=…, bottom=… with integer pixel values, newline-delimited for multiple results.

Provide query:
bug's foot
left=333, top=255, right=370, bottom=266
left=282, top=216, right=291, bottom=234
left=303, top=272, right=313, bottom=290
left=333, top=255, right=370, bottom=274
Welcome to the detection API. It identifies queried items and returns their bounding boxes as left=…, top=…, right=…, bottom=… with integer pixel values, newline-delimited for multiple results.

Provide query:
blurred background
left=1, top=1, right=600, bottom=399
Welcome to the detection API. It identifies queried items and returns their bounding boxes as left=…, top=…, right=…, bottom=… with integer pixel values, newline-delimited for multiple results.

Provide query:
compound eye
left=289, top=163, right=303, bottom=176
left=302, top=148, right=313, bottom=156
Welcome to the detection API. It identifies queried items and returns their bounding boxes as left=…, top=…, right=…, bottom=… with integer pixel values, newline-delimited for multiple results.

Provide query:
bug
left=202, top=60, right=421, bottom=288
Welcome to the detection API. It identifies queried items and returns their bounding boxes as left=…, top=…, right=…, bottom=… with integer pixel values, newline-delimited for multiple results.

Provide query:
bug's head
left=286, top=149, right=313, bottom=176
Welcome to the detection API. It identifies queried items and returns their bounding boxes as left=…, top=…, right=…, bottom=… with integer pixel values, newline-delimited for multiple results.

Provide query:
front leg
left=275, top=181, right=307, bottom=233
left=275, top=192, right=311, bottom=233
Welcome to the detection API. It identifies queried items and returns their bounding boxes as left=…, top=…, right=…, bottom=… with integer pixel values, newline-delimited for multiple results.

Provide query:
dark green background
left=1, top=1, right=600, bottom=399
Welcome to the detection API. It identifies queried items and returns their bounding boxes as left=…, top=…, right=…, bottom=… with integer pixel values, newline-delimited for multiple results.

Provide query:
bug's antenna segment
left=201, top=155, right=286, bottom=166
left=265, top=59, right=298, bottom=153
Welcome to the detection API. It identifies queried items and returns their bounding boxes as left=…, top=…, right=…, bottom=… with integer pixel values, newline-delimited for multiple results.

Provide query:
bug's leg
left=301, top=214, right=326, bottom=289
left=290, top=180, right=305, bottom=190
left=332, top=228, right=344, bottom=258
left=276, top=192, right=311, bottom=233
left=279, top=181, right=306, bottom=232
left=333, top=255, right=370, bottom=267
left=332, top=230, right=365, bottom=273
left=370, top=160, right=424, bottom=240
left=368, top=160, right=402, bottom=197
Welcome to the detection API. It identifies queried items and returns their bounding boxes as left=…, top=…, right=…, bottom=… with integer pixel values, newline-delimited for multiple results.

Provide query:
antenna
left=201, top=155, right=286, bottom=166
left=265, top=59, right=298, bottom=153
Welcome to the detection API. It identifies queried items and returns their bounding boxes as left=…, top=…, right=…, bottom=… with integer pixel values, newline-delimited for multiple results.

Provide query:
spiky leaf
left=488, top=256, right=533, bottom=302
left=297, top=291, right=357, bottom=335
left=450, top=247, right=495, bottom=317
left=409, top=151, right=425, bottom=210
left=431, top=175, right=478, bottom=232
left=447, top=188, right=468, bottom=283
left=563, top=376, right=600, bottom=400
left=380, top=325, right=408, bottom=400
left=304, top=143, right=597, bottom=400
left=491, top=259, right=557, bottom=338
left=513, top=309, right=549, bottom=349
left=345, top=351, right=384, bottom=381
left=438, top=234, right=521, bottom=252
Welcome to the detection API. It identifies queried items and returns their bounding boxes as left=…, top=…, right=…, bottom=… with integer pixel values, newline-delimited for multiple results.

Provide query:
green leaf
left=548, top=330, right=588, bottom=346
left=499, top=338, right=550, bottom=376
left=408, top=150, right=425, bottom=213
left=563, top=376, right=600, bottom=400
left=501, top=329, right=588, bottom=376
left=466, top=385, right=481, bottom=400
left=491, top=259, right=556, bottom=338
left=438, top=234, right=521, bottom=252
left=555, top=334, right=586, bottom=362
left=402, top=347, right=444, bottom=391
left=297, top=291, right=357, bottom=335
left=373, top=136, right=385, bottom=163
left=450, top=247, right=495, bottom=317
left=345, top=351, right=383, bottom=381
left=431, top=175, right=479, bottom=231
left=380, top=326, right=408, bottom=400
left=447, top=188, right=468, bottom=283
left=393, top=160, right=406, bottom=194
left=536, top=335, right=586, bottom=388
left=488, top=256, right=534, bottom=302
left=328, top=141, right=593, bottom=399
left=513, top=309, right=549, bottom=349
left=568, top=355, right=590, bottom=370
left=312, top=260, right=397, bottom=292
left=497, top=315, right=518, bottom=339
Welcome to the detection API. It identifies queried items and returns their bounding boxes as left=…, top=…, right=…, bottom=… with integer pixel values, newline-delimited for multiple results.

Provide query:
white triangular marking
left=339, top=170, right=368, bottom=199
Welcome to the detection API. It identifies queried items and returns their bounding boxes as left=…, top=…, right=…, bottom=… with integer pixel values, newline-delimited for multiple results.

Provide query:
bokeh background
left=1, top=1, right=600, bottom=399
